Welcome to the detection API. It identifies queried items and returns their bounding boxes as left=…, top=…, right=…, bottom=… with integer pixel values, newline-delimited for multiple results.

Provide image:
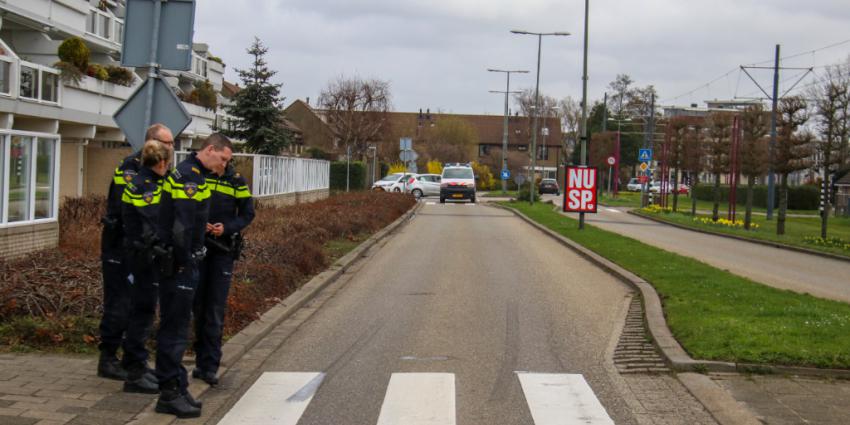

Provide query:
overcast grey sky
left=194, top=0, right=850, bottom=115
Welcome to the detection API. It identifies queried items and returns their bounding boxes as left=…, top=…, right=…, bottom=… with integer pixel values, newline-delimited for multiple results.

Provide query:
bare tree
left=559, top=96, right=581, bottom=162
left=422, top=116, right=478, bottom=163
left=740, top=105, right=770, bottom=230
left=607, top=74, right=634, bottom=116
left=809, top=64, right=850, bottom=237
left=318, top=76, right=392, bottom=157
left=774, top=96, right=813, bottom=235
left=664, top=116, right=700, bottom=212
left=705, top=113, right=734, bottom=221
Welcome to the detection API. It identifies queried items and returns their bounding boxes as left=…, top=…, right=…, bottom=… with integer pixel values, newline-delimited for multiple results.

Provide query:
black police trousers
left=156, top=263, right=199, bottom=391
left=193, top=249, right=235, bottom=374
left=98, top=254, right=131, bottom=355
left=121, top=258, right=159, bottom=370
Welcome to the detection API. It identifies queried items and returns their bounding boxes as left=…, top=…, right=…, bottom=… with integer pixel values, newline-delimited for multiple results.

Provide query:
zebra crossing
left=217, top=371, right=614, bottom=425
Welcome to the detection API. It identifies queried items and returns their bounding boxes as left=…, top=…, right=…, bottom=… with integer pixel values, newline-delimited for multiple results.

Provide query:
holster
left=155, top=245, right=176, bottom=279
left=100, top=216, right=122, bottom=250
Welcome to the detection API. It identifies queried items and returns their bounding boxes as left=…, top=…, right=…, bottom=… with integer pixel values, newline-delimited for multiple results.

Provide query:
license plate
left=452, top=194, right=463, bottom=198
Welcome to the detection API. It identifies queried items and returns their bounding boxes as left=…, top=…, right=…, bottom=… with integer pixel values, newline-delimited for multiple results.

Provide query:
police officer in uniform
left=192, top=150, right=254, bottom=386
left=120, top=140, right=171, bottom=394
left=155, top=134, right=232, bottom=418
left=98, top=124, right=173, bottom=380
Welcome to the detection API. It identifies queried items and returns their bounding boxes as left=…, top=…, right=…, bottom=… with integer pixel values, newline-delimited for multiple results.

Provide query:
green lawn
left=500, top=201, right=850, bottom=369
left=636, top=208, right=850, bottom=258
left=600, top=191, right=819, bottom=216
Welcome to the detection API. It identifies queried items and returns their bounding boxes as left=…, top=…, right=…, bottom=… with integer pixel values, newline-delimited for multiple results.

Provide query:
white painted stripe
left=376, top=373, right=456, bottom=425
left=517, top=373, right=614, bottom=425
left=426, top=202, right=436, bottom=205
left=604, top=208, right=621, bottom=213
left=217, top=372, right=325, bottom=425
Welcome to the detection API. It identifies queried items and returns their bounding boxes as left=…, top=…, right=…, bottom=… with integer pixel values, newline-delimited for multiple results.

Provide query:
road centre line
left=517, top=372, right=614, bottom=425
left=376, top=373, right=456, bottom=425
left=216, top=372, right=324, bottom=425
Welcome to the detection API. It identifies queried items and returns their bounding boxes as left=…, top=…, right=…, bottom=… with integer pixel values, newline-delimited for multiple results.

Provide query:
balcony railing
left=86, top=7, right=124, bottom=45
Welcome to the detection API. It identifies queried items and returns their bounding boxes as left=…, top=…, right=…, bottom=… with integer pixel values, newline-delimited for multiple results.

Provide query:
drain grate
left=614, top=296, right=670, bottom=374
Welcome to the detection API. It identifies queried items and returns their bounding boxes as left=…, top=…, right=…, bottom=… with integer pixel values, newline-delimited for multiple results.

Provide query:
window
left=20, top=66, right=38, bottom=99
left=88, top=11, right=97, bottom=34
left=41, top=72, right=58, bottom=103
left=115, top=21, right=124, bottom=43
left=7, top=136, right=32, bottom=222
left=1, top=134, right=59, bottom=225
left=478, top=145, right=490, bottom=157
left=87, top=8, right=120, bottom=42
left=517, top=145, right=528, bottom=152
left=0, top=61, right=10, bottom=95
left=99, top=14, right=111, bottom=39
left=537, top=145, right=549, bottom=161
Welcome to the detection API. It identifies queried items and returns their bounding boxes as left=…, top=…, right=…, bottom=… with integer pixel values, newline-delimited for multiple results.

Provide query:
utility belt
left=130, top=231, right=175, bottom=278
left=204, top=233, right=244, bottom=261
left=101, top=216, right=123, bottom=249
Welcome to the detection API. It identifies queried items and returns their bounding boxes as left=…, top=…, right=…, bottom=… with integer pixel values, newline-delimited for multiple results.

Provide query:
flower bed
left=803, top=236, right=850, bottom=251
left=0, top=192, right=415, bottom=351
left=692, top=216, right=760, bottom=230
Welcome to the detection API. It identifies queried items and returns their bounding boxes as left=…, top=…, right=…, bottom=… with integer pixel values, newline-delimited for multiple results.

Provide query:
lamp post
left=511, top=30, right=570, bottom=204
left=578, top=0, right=590, bottom=229
left=488, top=68, right=529, bottom=194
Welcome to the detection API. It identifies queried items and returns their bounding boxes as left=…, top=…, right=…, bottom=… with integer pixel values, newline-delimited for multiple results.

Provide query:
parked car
left=538, top=178, right=560, bottom=195
left=440, top=165, right=476, bottom=203
left=626, top=178, right=642, bottom=192
left=372, top=173, right=418, bottom=192
left=648, top=182, right=689, bottom=194
left=407, top=174, right=442, bottom=198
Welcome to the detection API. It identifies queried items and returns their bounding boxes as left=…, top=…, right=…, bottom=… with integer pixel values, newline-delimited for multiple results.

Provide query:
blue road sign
left=501, top=169, right=511, bottom=180
left=639, top=149, right=653, bottom=162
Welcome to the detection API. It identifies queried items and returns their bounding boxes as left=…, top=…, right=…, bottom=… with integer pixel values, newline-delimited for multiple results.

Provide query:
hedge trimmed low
left=692, top=184, right=819, bottom=210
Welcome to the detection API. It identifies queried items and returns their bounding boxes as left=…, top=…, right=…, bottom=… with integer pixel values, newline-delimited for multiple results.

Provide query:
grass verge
left=481, top=190, right=518, bottom=198
left=635, top=208, right=850, bottom=259
left=500, top=201, right=850, bottom=369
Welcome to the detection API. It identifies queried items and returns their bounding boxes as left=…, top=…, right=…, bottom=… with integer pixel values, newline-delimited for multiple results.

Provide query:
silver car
left=407, top=174, right=442, bottom=198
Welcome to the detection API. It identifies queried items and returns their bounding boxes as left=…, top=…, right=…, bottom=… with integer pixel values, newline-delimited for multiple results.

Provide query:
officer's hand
left=211, top=223, right=224, bottom=237
left=206, top=223, right=215, bottom=233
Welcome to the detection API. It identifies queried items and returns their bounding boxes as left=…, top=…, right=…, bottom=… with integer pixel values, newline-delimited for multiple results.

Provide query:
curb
left=130, top=201, right=422, bottom=425
left=491, top=203, right=850, bottom=425
left=629, top=210, right=850, bottom=264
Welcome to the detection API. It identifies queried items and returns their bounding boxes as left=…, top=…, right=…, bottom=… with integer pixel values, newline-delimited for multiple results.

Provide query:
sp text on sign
left=563, top=166, right=598, bottom=213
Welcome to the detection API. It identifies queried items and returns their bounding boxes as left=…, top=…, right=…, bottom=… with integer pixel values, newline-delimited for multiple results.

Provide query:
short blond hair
left=141, top=140, right=172, bottom=168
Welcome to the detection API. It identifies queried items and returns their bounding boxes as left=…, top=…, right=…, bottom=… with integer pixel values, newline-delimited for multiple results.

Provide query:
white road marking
left=517, top=373, right=614, bottom=425
left=376, top=373, right=456, bottom=425
left=217, top=372, right=325, bottom=425
left=426, top=202, right=436, bottom=205
left=604, top=208, right=621, bottom=213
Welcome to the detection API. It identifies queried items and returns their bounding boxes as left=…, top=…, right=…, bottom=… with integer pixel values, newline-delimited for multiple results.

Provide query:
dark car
left=538, top=178, right=560, bottom=195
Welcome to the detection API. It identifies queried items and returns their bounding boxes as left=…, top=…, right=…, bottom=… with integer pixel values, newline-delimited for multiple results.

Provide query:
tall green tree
left=774, top=96, right=813, bottom=235
left=705, top=113, right=733, bottom=221
left=222, top=37, right=291, bottom=154
left=740, top=105, right=769, bottom=230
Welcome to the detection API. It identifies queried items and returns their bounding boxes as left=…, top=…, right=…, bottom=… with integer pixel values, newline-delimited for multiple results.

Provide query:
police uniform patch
left=184, top=182, right=198, bottom=198
left=143, top=191, right=154, bottom=204
left=123, top=169, right=137, bottom=183
left=171, top=169, right=182, bottom=180
left=191, top=167, right=201, bottom=175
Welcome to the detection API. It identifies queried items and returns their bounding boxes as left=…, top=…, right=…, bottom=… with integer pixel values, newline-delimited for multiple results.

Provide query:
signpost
left=501, top=169, right=511, bottom=181
left=606, top=156, right=615, bottom=195
left=563, top=166, right=598, bottom=213
left=115, top=0, right=196, bottom=150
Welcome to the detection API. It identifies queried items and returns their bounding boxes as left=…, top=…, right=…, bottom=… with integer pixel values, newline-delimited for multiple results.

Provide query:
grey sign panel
left=399, top=150, right=418, bottom=162
left=121, top=0, right=196, bottom=70
left=399, top=137, right=412, bottom=151
left=113, top=78, right=192, bottom=150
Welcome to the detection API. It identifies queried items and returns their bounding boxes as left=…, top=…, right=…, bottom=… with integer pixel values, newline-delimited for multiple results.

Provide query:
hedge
left=692, top=184, right=819, bottom=210
left=330, top=161, right=367, bottom=191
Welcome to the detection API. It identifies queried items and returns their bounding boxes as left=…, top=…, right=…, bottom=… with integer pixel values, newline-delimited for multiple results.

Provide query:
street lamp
left=488, top=68, right=529, bottom=194
left=511, top=29, right=570, bottom=204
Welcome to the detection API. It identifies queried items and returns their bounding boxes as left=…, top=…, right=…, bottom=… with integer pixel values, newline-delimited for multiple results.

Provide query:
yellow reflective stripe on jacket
left=235, top=187, right=251, bottom=199
left=169, top=183, right=211, bottom=201
left=113, top=168, right=126, bottom=185
left=121, top=188, right=162, bottom=206
left=210, top=184, right=236, bottom=196
left=206, top=178, right=252, bottom=199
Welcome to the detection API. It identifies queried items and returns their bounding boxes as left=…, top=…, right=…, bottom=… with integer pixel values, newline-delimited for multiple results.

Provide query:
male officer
left=193, top=137, right=254, bottom=386
left=98, top=124, right=173, bottom=380
left=155, top=134, right=232, bottom=418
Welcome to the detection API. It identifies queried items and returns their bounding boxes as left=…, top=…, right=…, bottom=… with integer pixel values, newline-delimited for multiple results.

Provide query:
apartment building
left=0, top=0, right=227, bottom=258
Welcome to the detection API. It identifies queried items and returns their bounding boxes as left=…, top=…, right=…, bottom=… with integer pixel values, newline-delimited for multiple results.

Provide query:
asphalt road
left=211, top=202, right=686, bottom=424
left=536, top=194, right=850, bottom=304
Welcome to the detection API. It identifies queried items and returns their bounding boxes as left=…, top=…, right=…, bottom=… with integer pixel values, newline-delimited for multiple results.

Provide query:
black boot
left=156, top=381, right=201, bottom=418
left=123, top=364, right=159, bottom=394
left=192, top=368, right=219, bottom=386
left=97, top=352, right=128, bottom=381
left=182, top=390, right=202, bottom=409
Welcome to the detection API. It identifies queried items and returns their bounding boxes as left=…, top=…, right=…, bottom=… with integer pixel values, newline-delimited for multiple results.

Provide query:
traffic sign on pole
left=639, top=162, right=649, bottom=172
left=607, top=156, right=616, bottom=166
left=638, top=148, right=652, bottom=163
left=501, top=169, right=511, bottom=180
left=399, top=137, right=412, bottom=151
left=114, top=78, right=192, bottom=150
left=564, top=166, right=598, bottom=213
left=121, top=0, right=196, bottom=70
left=399, top=150, right=418, bottom=162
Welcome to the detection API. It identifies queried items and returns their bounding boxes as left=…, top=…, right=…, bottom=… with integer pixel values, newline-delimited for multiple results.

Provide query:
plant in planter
left=86, top=64, right=109, bottom=81
left=188, top=79, right=217, bottom=110
left=105, top=65, right=134, bottom=87
left=55, top=37, right=90, bottom=85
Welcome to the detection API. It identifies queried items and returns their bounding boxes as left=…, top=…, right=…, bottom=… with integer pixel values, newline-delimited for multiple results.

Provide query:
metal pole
left=529, top=34, right=542, bottom=205
left=372, top=147, right=377, bottom=186
left=346, top=144, right=350, bottom=192
left=143, top=0, right=164, bottom=136
left=602, top=92, right=608, bottom=132
left=641, top=93, right=655, bottom=207
left=579, top=0, right=589, bottom=228
left=766, top=44, right=780, bottom=220
left=502, top=73, right=510, bottom=194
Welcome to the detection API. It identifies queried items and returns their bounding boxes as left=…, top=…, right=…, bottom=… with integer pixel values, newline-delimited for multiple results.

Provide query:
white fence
left=251, top=154, right=329, bottom=197
left=176, top=152, right=329, bottom=197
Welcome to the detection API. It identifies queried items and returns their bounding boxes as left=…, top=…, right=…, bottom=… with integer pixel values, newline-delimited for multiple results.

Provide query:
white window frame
left=87, top=7, right=123, bottom=44
left=191, top=53, right=209, bottom=79
left=0, top=130, right=61, bottom=228
left=0, top=56, right=15, bottom=98
left=18, top=61, right=61, bottom=106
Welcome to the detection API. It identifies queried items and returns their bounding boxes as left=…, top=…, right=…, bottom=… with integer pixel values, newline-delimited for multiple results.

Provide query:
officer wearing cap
left=155, top=133, right=232, bottom=418
left=97, top=124, right=173, bottom=380
left=192, top=138, right=254, bottom=386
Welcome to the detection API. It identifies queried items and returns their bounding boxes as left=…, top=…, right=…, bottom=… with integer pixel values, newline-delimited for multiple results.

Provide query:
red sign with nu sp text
left=563, top=166, right=598, bottom=213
